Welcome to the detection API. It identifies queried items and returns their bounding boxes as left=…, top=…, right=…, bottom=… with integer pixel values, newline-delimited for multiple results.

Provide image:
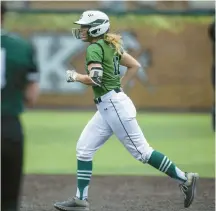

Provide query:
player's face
left=80, top=25, right=89, bottom=42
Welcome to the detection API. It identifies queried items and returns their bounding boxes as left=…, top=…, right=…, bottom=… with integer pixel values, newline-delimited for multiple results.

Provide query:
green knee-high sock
left=76, top=160, right=92, bottom=200
left=148, top=150, right=187, bottom=183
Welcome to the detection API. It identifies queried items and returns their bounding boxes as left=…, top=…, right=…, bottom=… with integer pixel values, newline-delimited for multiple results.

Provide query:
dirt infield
left=20, top=175, right=215, bottom=211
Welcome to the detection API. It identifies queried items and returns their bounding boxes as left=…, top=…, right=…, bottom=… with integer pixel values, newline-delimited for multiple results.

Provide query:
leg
left=76, top=111, right=113, bottom=200
left=99, top=93, right=189, bottom=181
left=54, top=111, right=113, bottom=211
left=99, top=92, right=198, bottom=208
left=97, top=92, right=154, bottom=163
left=1, top=116, right=24, bottom=211
left=2, top=140, right=23, bottom=211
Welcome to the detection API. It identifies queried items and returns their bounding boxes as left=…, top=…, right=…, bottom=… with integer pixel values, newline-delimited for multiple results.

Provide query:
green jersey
left=86, top=39, right=121, bottom=98
left=1, top=30, right=39, bottom=116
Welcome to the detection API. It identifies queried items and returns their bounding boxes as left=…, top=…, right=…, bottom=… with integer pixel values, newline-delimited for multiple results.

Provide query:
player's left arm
left=120, top=52, right=141, bottom=88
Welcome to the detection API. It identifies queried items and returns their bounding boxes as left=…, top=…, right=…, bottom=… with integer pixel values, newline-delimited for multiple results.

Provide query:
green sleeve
left=86, top=44, right=103, bottom=65
left=26, top=43, right=39, bottom=82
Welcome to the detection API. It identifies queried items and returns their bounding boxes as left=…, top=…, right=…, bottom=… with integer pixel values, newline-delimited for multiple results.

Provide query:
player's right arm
left=120, top=52, right=141, bottom=89
left=74, top=62, right=103, bottom=86
left=66, top=44, right=103, bottom=86
left=25, top=45, right=40, bottom=107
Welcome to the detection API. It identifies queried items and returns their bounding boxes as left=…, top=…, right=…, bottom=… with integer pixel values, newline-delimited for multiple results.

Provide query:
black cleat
left=179, top=172, right=199, bottom=208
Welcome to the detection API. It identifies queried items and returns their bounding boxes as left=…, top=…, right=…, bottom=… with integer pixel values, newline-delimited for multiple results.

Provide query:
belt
left=94, top=87, right=122, bottom=104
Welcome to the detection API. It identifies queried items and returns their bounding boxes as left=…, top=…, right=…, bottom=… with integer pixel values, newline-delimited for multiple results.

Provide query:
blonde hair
left=104, top=33, right=124, bottom=55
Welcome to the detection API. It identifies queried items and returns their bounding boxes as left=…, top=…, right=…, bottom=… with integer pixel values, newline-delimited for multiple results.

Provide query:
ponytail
left=104, top=33, right=124, bottom=55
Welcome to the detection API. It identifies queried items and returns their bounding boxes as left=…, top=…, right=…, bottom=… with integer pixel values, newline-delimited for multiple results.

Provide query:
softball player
left=1, top=3, right=39, bottom=210
left=54, top=10, right=198, bottom=211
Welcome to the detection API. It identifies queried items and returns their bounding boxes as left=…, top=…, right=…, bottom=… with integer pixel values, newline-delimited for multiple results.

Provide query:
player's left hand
left=66, top=70, right=78, bottom=82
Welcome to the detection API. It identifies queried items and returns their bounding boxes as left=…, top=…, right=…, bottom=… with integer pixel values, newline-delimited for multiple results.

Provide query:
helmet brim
left=74, top=20, right=88, bottom=25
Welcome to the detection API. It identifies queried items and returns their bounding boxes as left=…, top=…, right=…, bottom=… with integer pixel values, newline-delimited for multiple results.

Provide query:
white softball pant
left=76, top=89, right=154, bottom=163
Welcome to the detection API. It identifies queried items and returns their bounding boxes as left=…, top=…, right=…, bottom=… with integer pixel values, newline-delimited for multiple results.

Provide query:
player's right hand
left=66, top=70, right=78, bottom=82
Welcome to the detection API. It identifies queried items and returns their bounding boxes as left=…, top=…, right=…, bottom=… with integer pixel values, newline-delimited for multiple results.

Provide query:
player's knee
left=134, top=146, right=154, bottom=163
left=76, top=144, right=94, bottom=162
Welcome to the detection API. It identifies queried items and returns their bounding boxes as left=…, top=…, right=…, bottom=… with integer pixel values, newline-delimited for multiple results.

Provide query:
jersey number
left=1, top=48, right=6, bottom=89
left=113, top=55, right=120, bottom=75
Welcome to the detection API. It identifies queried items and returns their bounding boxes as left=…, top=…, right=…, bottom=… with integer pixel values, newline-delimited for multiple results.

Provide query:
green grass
left=22, top=111, right=215, bottom=178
